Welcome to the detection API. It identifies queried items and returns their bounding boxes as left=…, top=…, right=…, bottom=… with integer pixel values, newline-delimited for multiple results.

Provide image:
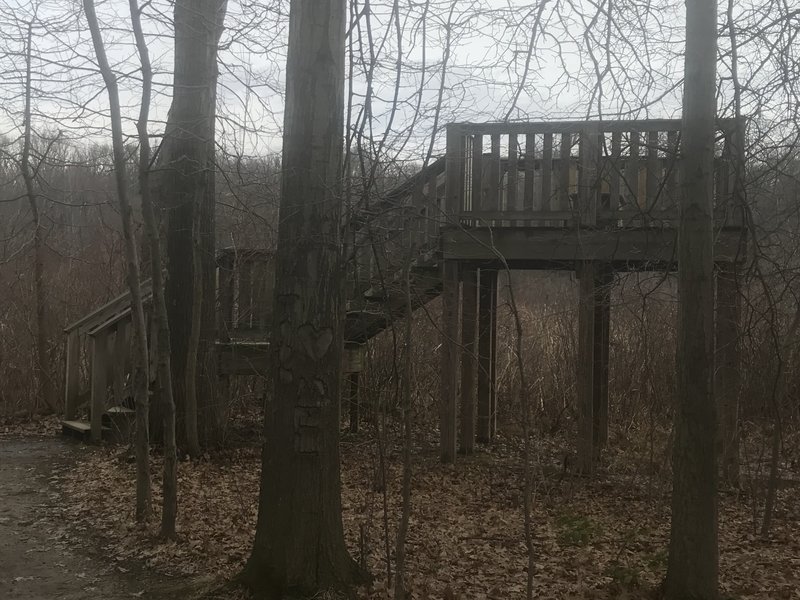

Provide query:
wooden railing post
left=459, top=267, right=478, bottom=454
left=90, top=329, right=109, bottom=442
left=64, top=329, right=80, bottom=420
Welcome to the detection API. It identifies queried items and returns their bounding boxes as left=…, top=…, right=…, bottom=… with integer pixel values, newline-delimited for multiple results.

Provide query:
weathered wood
left=715, top=263, right=740, bottom=486
left=217, top=341, right=271, bottom=375
left=347, top=371, right=360, bottom=434
left=559, top=133, right=571, bottom=214
left=542, top=132, right=553, bottom=211
left=487, top=134, right=501, bottom=213
left=112, top=321, right=130, bottom=405
left=508, top=134, right=519, bottom=223
left=626, top=131, right=640, bottom=208
left=666, top=130, right=680, bottom=209
left=445, top=124, right=466, bottom=220
left=440, top=260, right=459, bottom=462
left=524, top=133, right=535, bottom=211
left=90, top=329, right=109, bottom=443
left=579, top=128, right=598, bottom=226
left=608, top=131, right=622, bottom=217
left=576, top=261, right=597, bottom=475
left=477, top=268, right=497, bottom=443
left=593, top=269, right=612, bottom=450
left=218, top=253, right=235, bottom=341
left=472, top=133, right=484, bottom=212
left=237, top=259, right=253, bottom=329
left=459, top=267, right=478, bottom=454
left=449, top=118, right=738, bottom=136
left=647, top=130, right=660, bottom=209
left=64, top=329, right=80, bottom=420
left=442, top=226, right=746, bottom=265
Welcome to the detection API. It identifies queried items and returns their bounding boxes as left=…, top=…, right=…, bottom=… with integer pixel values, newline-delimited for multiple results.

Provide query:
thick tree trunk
left=664, top=0, right=719, bottom=597
left=241, top=1, right=366, bottom=596
left=160, top=0, right=227, bottom=448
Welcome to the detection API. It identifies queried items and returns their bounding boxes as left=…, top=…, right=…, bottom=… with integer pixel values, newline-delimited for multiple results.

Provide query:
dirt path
left=0, top=436, right=180, bottom=600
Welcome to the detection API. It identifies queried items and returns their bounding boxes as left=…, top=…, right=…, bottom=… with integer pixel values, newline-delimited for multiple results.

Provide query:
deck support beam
left=440, top=260, right=460, bottom=463
left=593, top=269, right=612, bottom=450
left=459, top=267, right=478, bottom=454
left=477, top=269, right=498, bottom=443
left=90, top=330, right=109, bottom=443
left=64, top=329, right=80, bottom=421
left=577, top=262, right=597, bottom=474
left=715, top=262, right=741, bottom=485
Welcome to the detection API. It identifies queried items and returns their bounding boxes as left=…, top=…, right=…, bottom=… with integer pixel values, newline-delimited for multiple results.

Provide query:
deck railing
left=444, top=118, right=744, bottom=229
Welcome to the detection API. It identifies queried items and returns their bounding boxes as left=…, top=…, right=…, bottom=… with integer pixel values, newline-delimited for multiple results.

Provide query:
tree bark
left=664, top=0, right=720, bottom=596
left=160, top=0, right=227, bottom=448
left=83, top=0, right=152, bottom=522
left=20, top=22, right=56, bottom=414
left=241, top=1, right=366, bottom=596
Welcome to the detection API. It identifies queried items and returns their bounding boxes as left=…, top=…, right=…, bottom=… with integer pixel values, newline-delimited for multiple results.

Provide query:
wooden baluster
left=218, top=253, right=234, bottom=341
left=559, top=132, right=571, bottom=222
left=524, top=133, right=536, bottom=213
left=542, top=132, right=553, bottom=223
left=237, top=258, right=253, bottom=331
left=666, top=130, right=679, bottom=219
left=488, top=133, right=501, bottom=224
left=445, top=124, right=466, bottom=227
left=90, top=329, right=109, bottom=442
left=625, top=131, right=640, bottom=218
left=579, top=128, right=598, bottom=226
left=64, top=329, right=80, bottom=420
left=426, top=169, right=440, bottom=248
left=715, top=126, right=733, bottom=225
left=608, top=131, right=622, bottom=223
left=472, top=133, right=483, bottom=216
left=647, top=130, right=659, bottom=213
left=508, top=133, right=519, bottom=225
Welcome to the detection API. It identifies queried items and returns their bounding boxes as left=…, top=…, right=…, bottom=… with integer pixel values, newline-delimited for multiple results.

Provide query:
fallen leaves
left=54, top=428, right=800, bottom=600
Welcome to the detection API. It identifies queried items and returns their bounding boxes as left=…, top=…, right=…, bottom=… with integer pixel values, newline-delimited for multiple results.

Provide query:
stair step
left=62, top=420, right=110, bottom=441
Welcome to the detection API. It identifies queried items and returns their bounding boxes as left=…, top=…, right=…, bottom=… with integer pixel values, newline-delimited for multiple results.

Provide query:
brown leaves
left=56, top=433, right=800, bottom=600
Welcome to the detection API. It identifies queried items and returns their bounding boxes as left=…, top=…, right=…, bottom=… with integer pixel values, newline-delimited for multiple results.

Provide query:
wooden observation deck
left=63, top=119, right=746, bottom=471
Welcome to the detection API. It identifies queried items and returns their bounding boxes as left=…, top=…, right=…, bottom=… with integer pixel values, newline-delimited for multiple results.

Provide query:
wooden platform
left=442, top=226, right=747, bottom=269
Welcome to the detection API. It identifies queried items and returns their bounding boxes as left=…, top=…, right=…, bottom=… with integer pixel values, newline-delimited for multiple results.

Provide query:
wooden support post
left=577, top=261, right=597, bottom=474
left=593, top=268, right=612, bottom=452
left=440, top=261, right=460, bottom=463
left=477, top=268, right=498, bottom=443
left=90, top=329, right=109, bottom=443
left=347, top=371, right=360, bottom=434
left=112, top=321, right=130, bottom=407
left=64, top=329, right=80, bottom=420
left=716, top=262, right=741, bottom=485
left=459, top=267, right=478, bottom=454
left=218, top=253, right=235, bottom=341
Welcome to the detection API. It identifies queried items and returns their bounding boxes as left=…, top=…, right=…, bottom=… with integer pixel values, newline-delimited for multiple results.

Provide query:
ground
left=2, top=418, right=800, bottom=599
left=0, top=420, right=216, bottom=600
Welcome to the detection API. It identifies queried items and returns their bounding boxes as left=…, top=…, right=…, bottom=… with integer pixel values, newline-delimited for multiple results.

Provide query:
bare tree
left=664, top=0, right=720, bottom=597
left=81, top=0, right=152, bottom=522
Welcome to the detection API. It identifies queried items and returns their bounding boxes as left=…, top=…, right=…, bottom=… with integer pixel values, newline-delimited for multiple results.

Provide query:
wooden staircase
left=61, top=158, right=448, bottom=441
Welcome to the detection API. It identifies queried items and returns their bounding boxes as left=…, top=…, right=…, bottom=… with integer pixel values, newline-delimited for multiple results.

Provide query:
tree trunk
left=241, top=1, right=366, bottom=596
left=20, top=22, right=56, bottom=414
left=83, top=0, right=152, bottom=522
left=664, top=0, right=719, bottom=596
left=160, top=0, right=227, bottom=449
left=128, top=0, right=155, bottom=522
